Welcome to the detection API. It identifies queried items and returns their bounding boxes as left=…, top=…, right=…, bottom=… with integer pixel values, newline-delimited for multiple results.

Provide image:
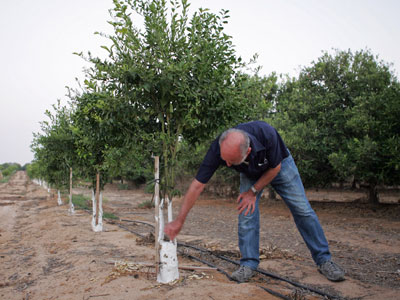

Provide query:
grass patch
left=0, top=177, right=10, bottom=183
left=144, top=183, right=155, bottom=194
left=138, top=200, right=154, bottom=209
left=72, top=194, right=118, bottom=220
left=117, top=183, right=129, bottom=190
left=72, top=194, right=91, bottom=210
left=0, top=171, right=17, bottom=183
left=103, top=212, right=118, bottom=220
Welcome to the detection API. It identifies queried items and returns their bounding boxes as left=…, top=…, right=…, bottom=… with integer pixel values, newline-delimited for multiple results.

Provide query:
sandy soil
left=1, top=171, right=399, bottom=300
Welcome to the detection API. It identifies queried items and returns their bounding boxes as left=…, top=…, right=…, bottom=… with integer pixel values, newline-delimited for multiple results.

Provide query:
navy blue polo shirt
left=195, top=121, right=289, bottom=184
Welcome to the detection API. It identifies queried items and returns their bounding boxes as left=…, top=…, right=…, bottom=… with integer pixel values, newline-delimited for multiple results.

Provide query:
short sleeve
left=195, top=139, right=224, bottom=184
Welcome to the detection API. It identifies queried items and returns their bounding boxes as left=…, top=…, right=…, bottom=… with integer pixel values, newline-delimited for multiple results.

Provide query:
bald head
left=219, top=129, right=251, bottom=166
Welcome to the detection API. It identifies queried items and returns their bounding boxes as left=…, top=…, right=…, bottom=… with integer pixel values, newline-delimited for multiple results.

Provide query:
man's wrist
left=250, top=185, right=258, bottom=195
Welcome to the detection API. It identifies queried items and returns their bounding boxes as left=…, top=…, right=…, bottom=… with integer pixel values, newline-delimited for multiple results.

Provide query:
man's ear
left=246, top=147, right=251, bottom=156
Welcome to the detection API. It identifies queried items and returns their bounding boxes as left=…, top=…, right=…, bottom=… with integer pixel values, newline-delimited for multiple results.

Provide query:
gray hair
left=219, top=128, right=250, bottom=157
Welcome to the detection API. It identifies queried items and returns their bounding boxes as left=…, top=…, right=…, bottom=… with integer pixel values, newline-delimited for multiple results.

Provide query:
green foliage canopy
left=76, top=0, right=259, bottom=198
left=270, top=49, right=400, bottom=200
left=0, top=163, right=22, bottom=182
left=30, top=101, right=78, bottom=189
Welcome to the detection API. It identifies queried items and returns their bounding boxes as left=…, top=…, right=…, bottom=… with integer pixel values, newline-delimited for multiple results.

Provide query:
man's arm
left=237, top=163, right=281, bottom=215
left=164, top=178, right=206, bottom=240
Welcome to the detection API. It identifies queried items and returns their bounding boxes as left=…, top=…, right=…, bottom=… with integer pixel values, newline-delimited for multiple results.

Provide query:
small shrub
left=104, top=212, right=118, bottom=220
left=0, top=163, right=20, bottom=183
left=138, top=200, right=154, bottom=209
left=72, top=194, right=117, bottom=220
left=118, top=183, right=129, bottom=190
left=144, top=182, right=155, bottom=194
left=72, top=194, right=91, bottom=210
left=0, top=173, right=13, bottom=183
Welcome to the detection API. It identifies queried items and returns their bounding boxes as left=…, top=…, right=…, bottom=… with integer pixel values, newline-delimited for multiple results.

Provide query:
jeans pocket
left=272, top=155, right=298, bottom=186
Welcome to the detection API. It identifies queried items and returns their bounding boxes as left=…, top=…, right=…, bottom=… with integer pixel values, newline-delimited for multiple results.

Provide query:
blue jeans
left=238, top=154, right=331, bottom=269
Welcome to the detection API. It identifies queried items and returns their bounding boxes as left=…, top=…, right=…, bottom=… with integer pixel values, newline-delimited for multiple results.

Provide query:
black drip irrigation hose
left=177, top=248, right=232, bottom=280
left=116, top=223, right=147, bottom=239
left=115, top=220, right=289, bottom=299
left=116, top=220, right=290, bottom=299
left=177, top=248, right=290, bottom=300
left=119, top=219, right=155, bottom=228
left=178, top=242, right=340, bottom=300
left=113, top=219, right=342, bottom=299
left=257, top=285, right=292, bottom=300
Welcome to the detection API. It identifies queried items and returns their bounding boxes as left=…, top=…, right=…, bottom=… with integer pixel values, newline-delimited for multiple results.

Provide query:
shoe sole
left=231, top=273, right=255, bottom=283
left=318, top=269, right=345, bottom=282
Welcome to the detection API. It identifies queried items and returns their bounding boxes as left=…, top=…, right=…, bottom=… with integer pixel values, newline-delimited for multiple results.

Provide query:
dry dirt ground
left=1, top=171, right=399, bottom=300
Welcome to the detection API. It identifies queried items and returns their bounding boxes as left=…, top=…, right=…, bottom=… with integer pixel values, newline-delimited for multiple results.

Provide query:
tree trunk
left=96, top=172, right=100, bottom=225
left=69, top=168, right=72, bottom=205
left=68, top=168, right=75, bottom=214
left=57, top=190, right=62, bottom=206
left=368, top=183, right=379, bottom=204
left=154, top=156, right=160, bottom=275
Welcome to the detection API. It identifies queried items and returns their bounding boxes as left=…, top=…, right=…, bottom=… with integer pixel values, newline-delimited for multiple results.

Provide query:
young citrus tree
left=31, top=101, right=78, bottom=194
left=77, top=0, right=252, bottom=200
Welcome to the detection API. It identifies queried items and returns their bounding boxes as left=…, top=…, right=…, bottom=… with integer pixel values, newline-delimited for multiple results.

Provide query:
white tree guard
left=157, top=240, right=179, bottom=283
left=158, top=198, right=164, bottom=241
left=57, top=190, right=63, bottom=206
left=68, top=190, right=75, bottom=215
left=157, top=197, right=179, bottom=283
left=91, top=190, right=103, bottom=232
left=42, top=181, right=50, bottom=193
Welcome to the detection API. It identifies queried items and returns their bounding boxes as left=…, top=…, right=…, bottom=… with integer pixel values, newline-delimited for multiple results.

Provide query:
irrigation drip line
left=114, top=219, right=340, bottom=299
left=119, top=219, right=155, bottom=229
left=177, top=242, right=339, bottom=300
left=177, top=248, right=290, bottom=300
left=177, top=248, right=232, bottom=280
left=113, top=220, right=291, bottom=299
left=257, top=285, right=292, bottom=300
left=145, top=178, right=174, bottom=190
left=116, top=220, right=289, bottom=299
left=116, top=223, right=147, bottom=239
left=93, top=216, right=343, bottom=299
left=145, top=178, right=161, bottom=185
left=112, top=197, right=290, bottom=300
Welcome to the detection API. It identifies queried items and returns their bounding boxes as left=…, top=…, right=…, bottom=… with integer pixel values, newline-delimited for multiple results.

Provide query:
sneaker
left=318, top=260, right=345, bottom=282
left=231, top=265, right=255, bottom=282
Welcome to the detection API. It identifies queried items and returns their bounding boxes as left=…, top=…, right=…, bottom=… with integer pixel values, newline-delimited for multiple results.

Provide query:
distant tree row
left=0, top=162, right=27, bottom=182
left=268, top=49, right=400, bottom=202
left=29, top=0, right=400, bottom=204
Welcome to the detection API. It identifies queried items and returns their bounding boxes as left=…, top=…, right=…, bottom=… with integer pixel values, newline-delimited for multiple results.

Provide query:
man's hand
left=164, top=219, right=184, bottom=241
left=237, top=190, right=257, bottom=216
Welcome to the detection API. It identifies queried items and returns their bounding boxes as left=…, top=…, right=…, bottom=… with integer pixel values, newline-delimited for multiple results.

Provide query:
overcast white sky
left=1, top=0, right=399, bottom=165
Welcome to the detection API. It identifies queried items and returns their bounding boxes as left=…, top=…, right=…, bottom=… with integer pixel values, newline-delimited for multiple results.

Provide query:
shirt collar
left=248, top=133, right=265, bottom=153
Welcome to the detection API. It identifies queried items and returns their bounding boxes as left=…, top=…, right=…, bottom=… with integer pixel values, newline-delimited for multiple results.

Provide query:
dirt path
left=1, top=172, right=399, bottom=299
